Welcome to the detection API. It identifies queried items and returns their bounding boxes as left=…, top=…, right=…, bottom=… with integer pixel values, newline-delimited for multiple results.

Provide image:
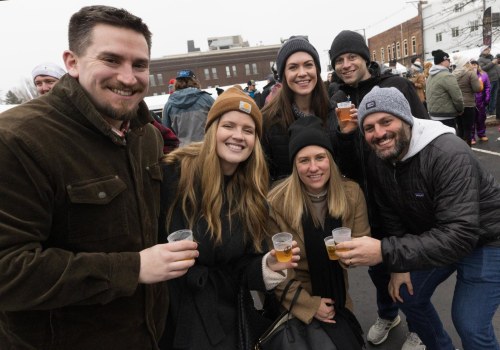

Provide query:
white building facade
left=422, top=0, right=500, bottom=61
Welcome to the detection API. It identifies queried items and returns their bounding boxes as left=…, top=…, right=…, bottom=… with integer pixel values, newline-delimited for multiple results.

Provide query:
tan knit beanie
left=205, top=85, right=262, bottom=137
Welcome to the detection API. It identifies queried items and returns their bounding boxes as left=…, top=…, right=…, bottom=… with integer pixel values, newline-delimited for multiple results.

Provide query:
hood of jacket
left=429, top=64, right=449, bottom=76
left=168, top=87, right=211, bottom=109
left=401, top=117, right=456, bottom=161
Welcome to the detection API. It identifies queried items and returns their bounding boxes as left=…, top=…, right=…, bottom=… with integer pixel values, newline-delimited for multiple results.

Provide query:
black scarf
left=302, top=214, right=365, bottom=349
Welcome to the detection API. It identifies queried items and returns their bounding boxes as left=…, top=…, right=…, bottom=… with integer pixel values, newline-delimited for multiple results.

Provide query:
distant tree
left=5, top=91, right=23, bottom=105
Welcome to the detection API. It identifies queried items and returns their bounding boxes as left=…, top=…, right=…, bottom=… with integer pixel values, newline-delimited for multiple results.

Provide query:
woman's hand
left=314, top=298, right=336, bottom=324
left=389, top=272, right=413, bottom=303
left=266, top=241, right=300, bottom=271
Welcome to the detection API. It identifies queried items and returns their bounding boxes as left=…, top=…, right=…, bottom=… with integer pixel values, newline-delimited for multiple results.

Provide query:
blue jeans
left=452, top=246, right=500, bottom=350
left=396, top=266, right=456, bottom=350
left=368, top=264, right=400, bottom=320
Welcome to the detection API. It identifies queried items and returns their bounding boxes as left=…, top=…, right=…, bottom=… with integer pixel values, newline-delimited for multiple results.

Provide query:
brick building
left=147, top=44, right=280, bottom=96
left=368, top=15, right=423, bottom=68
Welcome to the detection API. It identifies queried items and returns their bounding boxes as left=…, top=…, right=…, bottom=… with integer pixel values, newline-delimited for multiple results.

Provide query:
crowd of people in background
left=1, top=5, right=499, bottom=350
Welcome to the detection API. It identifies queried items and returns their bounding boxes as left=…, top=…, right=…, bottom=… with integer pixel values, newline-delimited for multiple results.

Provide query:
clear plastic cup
left=272, top=232, right=293, bottom=262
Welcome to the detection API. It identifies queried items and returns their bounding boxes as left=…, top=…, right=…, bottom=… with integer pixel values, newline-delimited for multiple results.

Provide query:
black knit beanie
left=288, top=116, right=334, bottom=162
left=275, top=36, right=321, bottom=82
left=431, top=49, right=450, bottom=65
left=329, top=30, right=370, bottom=66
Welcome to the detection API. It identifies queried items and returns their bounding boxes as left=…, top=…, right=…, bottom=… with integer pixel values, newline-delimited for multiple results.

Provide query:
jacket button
left=98, top=191, right=107, bottom=199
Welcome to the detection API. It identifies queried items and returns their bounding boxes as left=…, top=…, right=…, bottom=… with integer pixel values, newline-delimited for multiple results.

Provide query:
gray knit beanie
left=275, top=36, right=321, bottom=82
left=357, top=86, right=414, bottom=133
left=329, top=30, right=370, bottom=66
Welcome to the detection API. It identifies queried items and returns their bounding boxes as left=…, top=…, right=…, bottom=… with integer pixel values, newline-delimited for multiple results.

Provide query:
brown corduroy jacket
left=0, top=75, right=166, bottom=349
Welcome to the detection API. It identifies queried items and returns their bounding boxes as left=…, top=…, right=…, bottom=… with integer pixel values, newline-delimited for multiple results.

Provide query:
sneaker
left=367, top=315, right=401, bottom=345
left=479, top=136, right=488, bottom=141
left=471, top=139, right=476, bottom=145
left=401, top=332, right=426, bottom=350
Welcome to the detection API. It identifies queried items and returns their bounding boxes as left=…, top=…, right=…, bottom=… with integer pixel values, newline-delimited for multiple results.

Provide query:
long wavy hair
left=164, top=119, right=269, bottom=252
left=261, top=61, right=330, bottom=131
left=268, top=150, right=348, bottom=231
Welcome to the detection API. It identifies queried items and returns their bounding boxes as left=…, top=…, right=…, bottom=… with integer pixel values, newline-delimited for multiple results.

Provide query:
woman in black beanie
left=261, top=36, right=357, bottom=183
left=267, top=116, right=369, bottom=349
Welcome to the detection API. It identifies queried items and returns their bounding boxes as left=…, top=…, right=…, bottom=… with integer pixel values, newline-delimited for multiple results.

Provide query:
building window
left=226, top=66, right=231, bottom=78
left=391, top=44, right=395, bottom=61
left=387, top=45, right=391, bottom=60
left=381, top=48, right=385, bottom=62
left=470, top=20, right=479, bottom=31
left=403, top=39, right=408, bottom=57
left=232, top=65, right=237, bottom=77
left=372, top=50, right=377, bottom=61
left=454, top=3, right=464, bottom=12
left=452, top=27, right=459, bottom=38
left=396, top=42, right=401, bottom=59
left=211, top=67, right=218, bottom=79
left=149, top=74, right=156, bottom=87
left=436, top=33, right=442, bottom=42
left=245, top=64, right=251, bottom=75
left=411, top=36, right=416, bottom=55
left=156, top=73, right=163, bottom=86
left=204, top=68, right=210, bottom=80
left=252, top=63, right=258, bottom=75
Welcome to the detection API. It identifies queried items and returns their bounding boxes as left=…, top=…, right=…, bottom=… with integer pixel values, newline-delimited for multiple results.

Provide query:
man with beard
left=0, top=5, right=198, bottom=349
left=328, top=30, right=428, bottom=349
left=336, top=86, right=500, bottom=350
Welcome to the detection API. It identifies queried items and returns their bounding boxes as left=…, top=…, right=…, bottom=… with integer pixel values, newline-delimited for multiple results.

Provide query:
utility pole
left=418, top=0, right=428, bottom=60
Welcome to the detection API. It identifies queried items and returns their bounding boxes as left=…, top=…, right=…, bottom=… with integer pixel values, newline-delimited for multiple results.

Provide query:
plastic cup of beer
left=272, top=232, right=293, bottom=262
left=167, top=229, right=193, bottom=243
left=337, top=101, right=352, bottom=122
left=324, top=236, right=338, bottom=260
left=331, top=227, right=351, bottom=259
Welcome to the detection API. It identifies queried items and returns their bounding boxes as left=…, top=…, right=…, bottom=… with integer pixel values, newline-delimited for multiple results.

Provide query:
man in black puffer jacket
left=328, top=30, right=429, bottom=348
left=339, top=86, right=500, bottom=350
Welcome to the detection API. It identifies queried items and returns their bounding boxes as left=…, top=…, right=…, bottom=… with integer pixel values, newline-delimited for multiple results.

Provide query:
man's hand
left=138, top=241, right=198, bottom=283
left=336, top=104, right=359, bottom=134
left=389, top=272, right=413, bottom=303
left=266, top=241, right=300, bottom=271
left=335, top=236, right=382, bottom=267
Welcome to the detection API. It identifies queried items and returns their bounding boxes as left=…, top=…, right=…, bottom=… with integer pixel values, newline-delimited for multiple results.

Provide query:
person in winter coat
left=470, top=60, right=491, bottom=144
left=162, top=70, right=214, bottom=147
left=452, top=55, right=482, bottom=146
left=328, top=30, right=429, bottom=349
left=426, top=49, right=464, bottom=130
left=158, top=86, right=300, bottom=350
left=478, top=45, right=499, bottom=116
left=268, top=116, right=369, bottom=350
left=339, top=86, right=500, bottom=350
left=261, top=35, right=358, bottom=184
left=0, top=6, right=199, bottom=349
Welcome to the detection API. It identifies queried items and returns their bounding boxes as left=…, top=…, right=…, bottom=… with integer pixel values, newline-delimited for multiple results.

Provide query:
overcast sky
left=0, top=0, right=421, bottom=98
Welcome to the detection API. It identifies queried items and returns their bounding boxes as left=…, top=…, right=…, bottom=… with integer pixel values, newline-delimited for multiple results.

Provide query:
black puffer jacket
left=370, top=121, right=500, bottom=272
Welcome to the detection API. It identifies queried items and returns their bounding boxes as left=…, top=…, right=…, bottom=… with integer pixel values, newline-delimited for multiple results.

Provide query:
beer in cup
left=272, top=232, right=293, bottom=262
left=337, top=101, right=352, bottom=122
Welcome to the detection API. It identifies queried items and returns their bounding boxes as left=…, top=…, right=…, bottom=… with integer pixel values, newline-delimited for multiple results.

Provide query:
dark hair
left=175, top=77, right=201, bottom=90
left=68, top=5, right=152, bottom=56
left=262, top=63, right=330, bottom=130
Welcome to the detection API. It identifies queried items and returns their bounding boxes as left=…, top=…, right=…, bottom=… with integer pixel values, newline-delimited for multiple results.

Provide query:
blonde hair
left=164, top=119, right=269, bottom=251
left=268, top=151, right=349, bottom=231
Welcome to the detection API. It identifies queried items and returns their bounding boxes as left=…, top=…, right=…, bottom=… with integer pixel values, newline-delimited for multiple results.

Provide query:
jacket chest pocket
left=66, top=175, right=128, bottom=243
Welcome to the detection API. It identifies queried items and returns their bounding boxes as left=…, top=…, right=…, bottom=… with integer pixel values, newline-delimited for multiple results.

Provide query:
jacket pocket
left=66, top=175, right=128, bottom=243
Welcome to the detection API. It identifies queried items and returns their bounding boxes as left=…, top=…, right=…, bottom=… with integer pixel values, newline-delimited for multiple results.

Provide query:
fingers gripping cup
left=330, top=227, right=352, bottom=260
left=272, top=232, right=293, bottom=262
left=337, top=101, right=352, bottom=122
left=167, top=229, right=193, bottom=243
